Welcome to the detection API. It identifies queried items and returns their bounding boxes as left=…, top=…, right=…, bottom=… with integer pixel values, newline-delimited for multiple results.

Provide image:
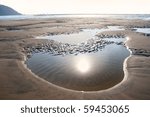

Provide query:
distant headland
left=0, top=4, right=21, bottom=15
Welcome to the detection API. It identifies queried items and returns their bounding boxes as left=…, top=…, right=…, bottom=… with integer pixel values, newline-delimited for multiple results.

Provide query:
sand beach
left=0, top=16, right=150, bottom=99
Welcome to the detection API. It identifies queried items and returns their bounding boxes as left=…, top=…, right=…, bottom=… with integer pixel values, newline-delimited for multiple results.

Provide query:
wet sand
left=0, top=17, right=150, bottom=99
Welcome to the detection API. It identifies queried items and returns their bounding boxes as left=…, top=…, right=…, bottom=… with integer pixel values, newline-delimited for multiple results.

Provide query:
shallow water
left=134, top=28, right=150, bottom=34
left=27, top=44, right=129, bottom=91
left=36, top=26, right=124, bottom=44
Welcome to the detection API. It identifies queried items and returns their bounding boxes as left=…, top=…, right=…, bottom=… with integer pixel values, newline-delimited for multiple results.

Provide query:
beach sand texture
left=0, top=17, right=150, bottom=99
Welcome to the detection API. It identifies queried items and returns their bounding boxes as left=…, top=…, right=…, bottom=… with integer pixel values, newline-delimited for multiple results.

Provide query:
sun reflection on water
left=126, top=36, right=130, bottom=41
left=75, top=57, right=91, bottom=73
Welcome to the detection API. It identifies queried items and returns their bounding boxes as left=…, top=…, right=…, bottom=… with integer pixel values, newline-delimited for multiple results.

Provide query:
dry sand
left=0, top=17, right=150, bottom=99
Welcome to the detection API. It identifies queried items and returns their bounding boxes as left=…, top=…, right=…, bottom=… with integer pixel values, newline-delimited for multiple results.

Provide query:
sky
left=0, top=0, right=150, bottom=14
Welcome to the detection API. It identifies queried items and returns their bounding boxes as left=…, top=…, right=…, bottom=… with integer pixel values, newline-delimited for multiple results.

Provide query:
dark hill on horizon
left=0, top=5, right=21, bottom=15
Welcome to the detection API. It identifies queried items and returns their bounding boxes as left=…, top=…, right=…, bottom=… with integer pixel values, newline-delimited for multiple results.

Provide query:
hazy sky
left=0, top=0, right=150, bottom=14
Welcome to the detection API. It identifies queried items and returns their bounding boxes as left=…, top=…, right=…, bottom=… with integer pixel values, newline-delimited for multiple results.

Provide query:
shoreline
left=0, top=17, right=150, bottom=99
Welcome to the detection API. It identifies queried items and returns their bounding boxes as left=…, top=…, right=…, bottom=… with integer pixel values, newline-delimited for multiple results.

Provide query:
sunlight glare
left=126, top=36, right=130, bottom=41
left=76, top=57, right=90, bottom=73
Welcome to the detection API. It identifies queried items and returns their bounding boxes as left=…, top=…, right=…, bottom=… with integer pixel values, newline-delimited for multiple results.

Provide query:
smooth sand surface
left=0, top=18, right=150, bottom=99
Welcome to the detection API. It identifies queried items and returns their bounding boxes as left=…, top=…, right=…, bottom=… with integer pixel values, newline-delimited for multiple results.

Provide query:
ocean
left=0, top=14, right=150, bottom=20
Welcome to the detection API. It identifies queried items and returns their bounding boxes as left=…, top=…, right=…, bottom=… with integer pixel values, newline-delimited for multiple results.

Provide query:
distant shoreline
left=0, top=14, right=150, bottom=21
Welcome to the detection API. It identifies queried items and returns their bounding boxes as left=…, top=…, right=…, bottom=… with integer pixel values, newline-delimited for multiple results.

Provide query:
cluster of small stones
left=130, top=48, right=150, bottom=57
left=25, top=35, right=125, bottom=58
left=97, top=34, right=125, bottom=39
left=127, top=25, right=150, bottom=29
left=141, top=33, right=150, bottom=37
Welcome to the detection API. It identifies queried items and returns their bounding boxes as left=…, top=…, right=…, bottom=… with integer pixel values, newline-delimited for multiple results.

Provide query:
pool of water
left=26, top=42, right=129, bottom=91
left=26, top=27, right=130, bottom=91
left=36, top=26, right=124, bottom=44
left=134, top=28, right=150, bottom=35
